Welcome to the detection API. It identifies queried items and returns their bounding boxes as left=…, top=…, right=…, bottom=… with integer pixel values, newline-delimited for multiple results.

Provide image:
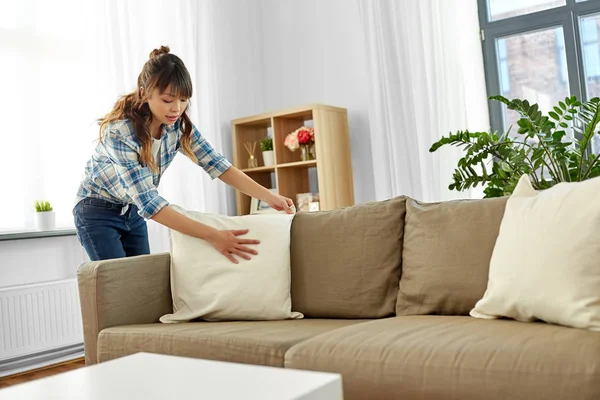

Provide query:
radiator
left=0, top=279, right=83, bottom=362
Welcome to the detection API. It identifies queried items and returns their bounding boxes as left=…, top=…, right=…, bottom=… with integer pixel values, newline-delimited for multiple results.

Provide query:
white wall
left=207, top=0, right=375, bottom=208
left=258, top=0, right=375, bottom=204
left=208, top=0, right=269, bottom=216
left=0, top=236, right=87, bottom=287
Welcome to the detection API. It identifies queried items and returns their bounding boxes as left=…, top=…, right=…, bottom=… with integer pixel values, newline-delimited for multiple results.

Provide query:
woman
left=73, top=46, right=293, bottom=263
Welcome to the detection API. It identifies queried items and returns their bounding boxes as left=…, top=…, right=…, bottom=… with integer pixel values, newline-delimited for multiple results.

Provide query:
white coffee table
left=0, top=352, right=343, bottom=400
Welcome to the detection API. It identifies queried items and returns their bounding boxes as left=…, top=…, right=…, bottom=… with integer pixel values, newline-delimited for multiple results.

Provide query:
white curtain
left=94, top=0, right=229, bottom=252
left=1, top=0, right=228, bottom=252
left=0, top=0, right=99, bottom=231
left=357, top=0, right=489, bottom=202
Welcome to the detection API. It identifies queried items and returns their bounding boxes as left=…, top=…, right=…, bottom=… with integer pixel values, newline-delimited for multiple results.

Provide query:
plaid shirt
left=75, top=119, right=231, bottom=219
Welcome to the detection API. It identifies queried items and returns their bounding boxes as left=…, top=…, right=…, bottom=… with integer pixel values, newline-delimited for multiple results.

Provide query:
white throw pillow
left=160, top=205, right=303, bottom=323
left=470, top=174, right=600, bottom=331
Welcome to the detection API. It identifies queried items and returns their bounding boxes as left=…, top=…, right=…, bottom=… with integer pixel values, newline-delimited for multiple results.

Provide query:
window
left=581, top=15, right=600, bottom=82
left=497, top=40, right=511, bottom=93
left=0, top=0, right=108, bottom=232
left=479, top=0, right=600, bottom=143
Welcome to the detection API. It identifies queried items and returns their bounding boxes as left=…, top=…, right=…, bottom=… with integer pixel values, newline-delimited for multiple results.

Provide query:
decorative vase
left=35, top=211, right=55, bottom=231
left=262, top=150, right=274, bottom=167
left=248, top=156, right=258, bottom=168
left=300, top=143, right=316, bottom=161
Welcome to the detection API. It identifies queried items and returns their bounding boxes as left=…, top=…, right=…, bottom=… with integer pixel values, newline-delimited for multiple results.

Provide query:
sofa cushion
left=290, top=196, right=406, bottom=318
left=161, top=205, right=302, bottom=323
left=396, top=196, right=507, bottom=316
left=285, top=316, right=600, bottom=400
left=471, top=175, right=600, bottom=331
left=97, top=319, right=368, bottom=367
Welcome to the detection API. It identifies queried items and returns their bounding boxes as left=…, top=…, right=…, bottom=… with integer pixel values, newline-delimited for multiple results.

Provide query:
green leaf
left=489, top=95, right=510, bottom=105
left=500, top=161, right=512, bottom=172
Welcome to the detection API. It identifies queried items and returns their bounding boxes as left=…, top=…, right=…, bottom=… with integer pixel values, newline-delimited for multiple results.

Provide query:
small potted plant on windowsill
left=261, top=137, right=274, bottom=167
left=34, top=200, right=55, bottom=231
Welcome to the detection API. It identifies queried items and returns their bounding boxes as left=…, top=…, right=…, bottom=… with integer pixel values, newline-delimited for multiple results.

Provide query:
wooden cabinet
left=231, top=104, right=354, bottom=215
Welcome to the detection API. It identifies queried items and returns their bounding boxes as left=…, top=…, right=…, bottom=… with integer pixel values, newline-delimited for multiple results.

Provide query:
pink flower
left=284, top=133, right=299, bottom=151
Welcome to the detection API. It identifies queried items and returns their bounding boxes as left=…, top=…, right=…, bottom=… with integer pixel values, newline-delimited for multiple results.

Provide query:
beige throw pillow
left=470, top=174, right=600, bottom=331
left=290, top=196, right=407, bottom=318
left=160, top=205, right=303, bottom=323
left=396, top=196, right=507, bottom=316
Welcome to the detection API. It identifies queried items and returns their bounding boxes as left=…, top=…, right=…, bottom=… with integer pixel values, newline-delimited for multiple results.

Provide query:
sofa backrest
left=290, top=194, right=509, bottom=320
left=290, top=196, right=407, bottom=318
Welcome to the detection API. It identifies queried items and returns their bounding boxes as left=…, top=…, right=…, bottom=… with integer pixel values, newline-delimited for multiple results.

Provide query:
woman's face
left=146, top=85, right=189, bottom=127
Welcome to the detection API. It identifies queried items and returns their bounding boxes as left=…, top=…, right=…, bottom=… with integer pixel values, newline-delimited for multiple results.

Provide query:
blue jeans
left=73, top=197, right=150, bottom=261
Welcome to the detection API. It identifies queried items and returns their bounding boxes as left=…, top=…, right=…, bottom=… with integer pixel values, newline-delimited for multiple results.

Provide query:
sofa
left=77, top=195, right=600, bottom=400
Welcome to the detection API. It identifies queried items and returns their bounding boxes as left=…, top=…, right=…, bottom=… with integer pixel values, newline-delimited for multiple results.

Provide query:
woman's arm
left=152, top=206, right=217, bottom=240
left=218, top=167, right=294, bottom=213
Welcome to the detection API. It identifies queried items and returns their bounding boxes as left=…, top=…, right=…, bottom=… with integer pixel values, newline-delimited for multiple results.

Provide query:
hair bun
left=149, top=45, right=170, bottom=59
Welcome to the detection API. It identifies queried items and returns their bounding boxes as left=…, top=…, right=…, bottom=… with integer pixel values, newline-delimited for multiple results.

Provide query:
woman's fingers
left=232, top=249, right=252, bottom=260
left=229, top=229, right=260, bottom=244
left=237, top=238, right=260, bottom=245
left=222, top=251, right=238, bottom=264
left=236, top=244, right=258, bottom=255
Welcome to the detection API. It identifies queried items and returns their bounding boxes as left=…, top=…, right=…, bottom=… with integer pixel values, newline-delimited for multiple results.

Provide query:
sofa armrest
left=77, top=253, right=172, bottom=365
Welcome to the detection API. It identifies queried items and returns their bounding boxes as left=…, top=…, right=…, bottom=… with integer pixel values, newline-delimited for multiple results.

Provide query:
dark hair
left=99, top=45, right=197, bottom=172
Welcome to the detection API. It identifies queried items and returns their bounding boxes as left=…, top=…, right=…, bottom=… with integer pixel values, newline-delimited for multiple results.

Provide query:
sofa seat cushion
left=98, top=319, right=368, bottom=367
left=285, top=316, right=600, bottom=400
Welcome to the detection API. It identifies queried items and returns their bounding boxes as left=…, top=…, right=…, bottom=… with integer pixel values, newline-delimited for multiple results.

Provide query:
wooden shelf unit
left=232, top=104, right=355, bottom=215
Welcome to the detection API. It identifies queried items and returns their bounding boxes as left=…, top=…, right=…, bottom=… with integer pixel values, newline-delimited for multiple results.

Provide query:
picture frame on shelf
left=296, top=192, right=320, bottom=213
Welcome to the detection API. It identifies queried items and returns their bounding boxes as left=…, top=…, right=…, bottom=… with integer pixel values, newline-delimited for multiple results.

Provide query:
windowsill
left=0, top=228, right=77, bottom=242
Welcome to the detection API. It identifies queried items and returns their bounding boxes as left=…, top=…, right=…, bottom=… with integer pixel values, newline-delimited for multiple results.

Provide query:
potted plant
left=430, top=95, right=600, bottom=197
left=261, top=137, right=274, bottom=167
left=34, top=200, right=55, bottom=231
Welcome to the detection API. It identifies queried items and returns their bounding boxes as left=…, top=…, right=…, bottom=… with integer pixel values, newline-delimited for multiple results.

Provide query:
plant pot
left=262, top=150, right=274, bottom=167
left=35, top=211, right=55, bottom=231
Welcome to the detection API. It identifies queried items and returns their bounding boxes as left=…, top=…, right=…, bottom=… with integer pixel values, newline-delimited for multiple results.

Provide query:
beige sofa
left=77, top=196, right=600, bottom=400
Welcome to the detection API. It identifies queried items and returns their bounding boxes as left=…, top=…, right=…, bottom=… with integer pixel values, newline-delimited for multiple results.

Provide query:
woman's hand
left=207, top=229, right=260, bottom=264
left=266, top=193, right=295, bottom=213
left=218, top=167, right=295, bottom=214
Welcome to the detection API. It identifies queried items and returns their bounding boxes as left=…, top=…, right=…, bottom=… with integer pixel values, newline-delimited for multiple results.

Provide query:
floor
left=0, top=358, right=86, bottom=389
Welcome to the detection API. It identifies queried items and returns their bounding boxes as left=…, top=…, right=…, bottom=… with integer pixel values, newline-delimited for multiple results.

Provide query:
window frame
left=478, top=0, right=600, bottom=134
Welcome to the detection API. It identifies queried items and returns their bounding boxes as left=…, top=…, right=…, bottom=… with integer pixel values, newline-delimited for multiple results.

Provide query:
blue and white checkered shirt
left=75, top=119, right=231, bottom=219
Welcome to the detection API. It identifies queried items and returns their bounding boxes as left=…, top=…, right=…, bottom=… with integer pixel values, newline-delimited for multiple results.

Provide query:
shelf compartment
left=236, top=170, right=275, bottom=216
left=232, top=121, right=272, bottom=171
left=273, top=115, right=312, bottom=165
left=277, top=167, right=311, bottom=208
